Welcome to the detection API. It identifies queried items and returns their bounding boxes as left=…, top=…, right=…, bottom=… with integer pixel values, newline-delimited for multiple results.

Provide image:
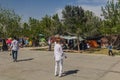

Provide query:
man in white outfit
left=54, top=39, right=67, bottom=77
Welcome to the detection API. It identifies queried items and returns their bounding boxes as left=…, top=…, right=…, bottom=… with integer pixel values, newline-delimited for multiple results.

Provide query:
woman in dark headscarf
left=2, top=38, right=8, bottom=51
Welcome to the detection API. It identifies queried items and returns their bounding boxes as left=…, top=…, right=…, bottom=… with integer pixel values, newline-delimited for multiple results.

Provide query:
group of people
left=0, top=37, right=19, bottom=62
left=0, top=35, right=115, bottom=78
left=0, top=37, right=29, bottom=51
left=1, top=36, right=66, bottom=77
left=0, top=37, right=20, bottom=62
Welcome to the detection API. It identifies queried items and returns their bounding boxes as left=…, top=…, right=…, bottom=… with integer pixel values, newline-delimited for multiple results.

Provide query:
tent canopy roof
left=60, top=35, right=84, bottom=41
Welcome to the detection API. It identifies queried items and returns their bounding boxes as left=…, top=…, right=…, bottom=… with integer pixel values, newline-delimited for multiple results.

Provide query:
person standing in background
left=2, top=38, right=8, bottom=51
left=48, top=37, right=52, bottom=51
left=10, top=36, right=19, bottom=62
left=107, top=43, right=114, bottom=56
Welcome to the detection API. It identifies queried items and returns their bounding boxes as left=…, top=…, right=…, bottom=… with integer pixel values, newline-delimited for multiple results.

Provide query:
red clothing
left=6, top=39, right=12, bottom=44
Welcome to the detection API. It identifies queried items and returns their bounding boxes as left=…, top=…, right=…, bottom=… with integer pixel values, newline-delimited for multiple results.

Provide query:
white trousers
left=55, top=59, right=63, bottom=76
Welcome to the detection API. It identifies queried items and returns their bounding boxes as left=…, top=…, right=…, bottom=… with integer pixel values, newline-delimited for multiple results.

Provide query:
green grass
left=30, top=47, right=120, bottom=56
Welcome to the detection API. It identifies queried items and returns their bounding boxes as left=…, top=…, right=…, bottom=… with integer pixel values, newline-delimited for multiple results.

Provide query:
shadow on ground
left=17, top=58, right=34, bottom=62
left=63, top=69, right=79, bottom=76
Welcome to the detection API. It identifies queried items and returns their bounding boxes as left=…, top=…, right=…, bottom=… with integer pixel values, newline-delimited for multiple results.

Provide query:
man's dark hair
left=13, top=36, right=17, bottom=40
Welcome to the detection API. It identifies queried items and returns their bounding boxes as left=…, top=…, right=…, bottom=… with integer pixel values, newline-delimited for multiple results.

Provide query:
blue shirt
left=108, top=45, right=112, bottom=50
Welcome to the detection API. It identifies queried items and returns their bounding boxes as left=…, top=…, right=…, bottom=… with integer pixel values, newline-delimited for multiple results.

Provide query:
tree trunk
left=77, top=35, right=80, bottom=52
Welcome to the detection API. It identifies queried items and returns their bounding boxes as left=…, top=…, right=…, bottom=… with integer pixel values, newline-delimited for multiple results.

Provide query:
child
left=107, top=43, right=114, bottom=56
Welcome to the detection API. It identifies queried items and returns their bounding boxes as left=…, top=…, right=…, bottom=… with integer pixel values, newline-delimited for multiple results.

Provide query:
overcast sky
left=0, top=0, right=117, bottom=22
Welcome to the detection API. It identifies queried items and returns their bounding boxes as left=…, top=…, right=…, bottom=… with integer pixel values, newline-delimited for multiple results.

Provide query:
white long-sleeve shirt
left=54, top=43, right=64, bottom=61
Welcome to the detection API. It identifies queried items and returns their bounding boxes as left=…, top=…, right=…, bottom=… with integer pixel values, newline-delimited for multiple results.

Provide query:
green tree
left=28, top=17, right=41, bottom=38
left=52, top=14, right=63, bottom=35
left=84, top=10, right=102, bottom=37
left=101, top=0, right=120, bottom=34
left=62, top=5, right=86, bottom=51
left=0, top=6, right=21, bottom=37
left=22, top=22, right=30, bottom=37
left=40, top=15, right=54, bottom=37
left=101, top=0, right=120, bottom=46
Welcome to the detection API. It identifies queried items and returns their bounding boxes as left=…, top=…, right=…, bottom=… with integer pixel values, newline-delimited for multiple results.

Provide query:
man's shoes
left=59, top=74, right=62, bottom=77
left=55, top=74, right=58, bottom=76
left=13, top=59, right=17, bottom=62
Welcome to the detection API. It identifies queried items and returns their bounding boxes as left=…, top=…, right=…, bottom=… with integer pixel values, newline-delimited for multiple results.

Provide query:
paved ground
left=0, top=48, right=120, bottom=80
